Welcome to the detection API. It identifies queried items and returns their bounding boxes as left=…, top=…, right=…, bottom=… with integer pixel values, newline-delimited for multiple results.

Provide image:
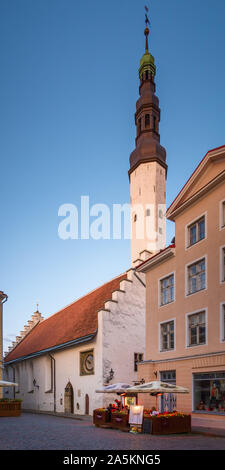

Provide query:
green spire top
left=139, top=12, right=156, bottom=80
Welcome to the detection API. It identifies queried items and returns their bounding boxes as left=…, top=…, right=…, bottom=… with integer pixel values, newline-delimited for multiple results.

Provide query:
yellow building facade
left=137, top=145, right=225, bottom=427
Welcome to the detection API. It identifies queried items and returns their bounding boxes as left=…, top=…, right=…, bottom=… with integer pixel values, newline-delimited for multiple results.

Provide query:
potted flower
left=111, top=410, right=129, bottom=431
left=151, top=412, right=191, bottom=435
left=93, top=408, right=111, bottom=426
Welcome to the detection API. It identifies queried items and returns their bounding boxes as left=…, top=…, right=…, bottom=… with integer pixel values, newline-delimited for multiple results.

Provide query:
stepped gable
left=5, top=272, right=127, bottom=363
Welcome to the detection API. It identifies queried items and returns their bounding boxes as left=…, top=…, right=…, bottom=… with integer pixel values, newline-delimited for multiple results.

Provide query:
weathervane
left=145, top=5, right=150, bottom=26
left=144, top=5, right=150, bottom=51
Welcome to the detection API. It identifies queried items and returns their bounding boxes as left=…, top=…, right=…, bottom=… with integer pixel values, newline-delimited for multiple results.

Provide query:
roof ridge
left=4, top=271, right=128, bottom=363
left=166, top=144, right=225, bottom=216
left=33, top=271, right=128, bottom=325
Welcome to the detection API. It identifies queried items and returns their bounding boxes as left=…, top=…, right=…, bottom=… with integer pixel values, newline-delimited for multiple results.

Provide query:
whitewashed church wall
left=100, top=271, right=146, bottom=408
left=4, top=332, right=105, bottom=415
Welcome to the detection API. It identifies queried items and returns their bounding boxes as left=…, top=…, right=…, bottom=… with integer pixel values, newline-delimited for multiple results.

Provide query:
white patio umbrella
left=95, top=383, right=133, bottom=409
left=128, top=381, right=189, bottom=394
left=0, top=380, right=18, bottom=387
left=128, top=381, right=189, bottom=410
left=95, top=383, right=132, bottom=394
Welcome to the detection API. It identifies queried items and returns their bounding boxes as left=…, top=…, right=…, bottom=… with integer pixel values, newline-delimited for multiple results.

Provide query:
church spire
left=129, top=10, right=166, bottom=176
left=129, top=11, right=167, bottom=266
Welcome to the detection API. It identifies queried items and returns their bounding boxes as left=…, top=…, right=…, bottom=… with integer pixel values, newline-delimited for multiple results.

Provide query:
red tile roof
left=5, top=273, right=127, bottom=363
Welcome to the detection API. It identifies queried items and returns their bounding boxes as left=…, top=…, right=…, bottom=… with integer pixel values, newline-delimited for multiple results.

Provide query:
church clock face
left=80, top=350, right=94, bottom=375
left=84, top=353, right=94, bottom=373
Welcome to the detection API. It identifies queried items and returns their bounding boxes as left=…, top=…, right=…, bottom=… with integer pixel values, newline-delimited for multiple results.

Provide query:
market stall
left=128, top=381, right=191, bottom=434
left=93, top=381, right=191, bottom=434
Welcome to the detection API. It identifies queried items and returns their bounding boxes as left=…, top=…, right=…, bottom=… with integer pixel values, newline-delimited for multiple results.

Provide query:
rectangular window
left=188, top=216, right=205, bottom=247
left=193, top=372, right=225, bottom=414
left=222, top=304, right=225, bottom=342
left=27, top=361, right=34, bottom=393
left=221, top=247, right=225, bottom=282
left=44, top=356, right=53, bottom=393
left=145, top=114, right=150, bottom=128
left=223, top=305, right=225, bottom=341
left=187, top=258, right=206, bottom=295
left=160, top=321, right=175, bottom=351
left=138, top=118, right=141, bottom=136
left=160, top=274, right=174, bottom=306
left=15, top=366, right=20, bottom=394
left=188, top=311, right=206, bottom=346
left=134, top=353, right=143, bottom=372
left=222, top=201, right=225, bottom=228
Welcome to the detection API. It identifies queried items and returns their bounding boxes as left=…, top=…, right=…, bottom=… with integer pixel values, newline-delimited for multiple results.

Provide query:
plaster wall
left=130, top=162, right=166, bottom=263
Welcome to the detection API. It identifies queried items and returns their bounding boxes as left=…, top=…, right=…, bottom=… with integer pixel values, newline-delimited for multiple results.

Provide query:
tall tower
left=129, top=19, right=167, bottom=266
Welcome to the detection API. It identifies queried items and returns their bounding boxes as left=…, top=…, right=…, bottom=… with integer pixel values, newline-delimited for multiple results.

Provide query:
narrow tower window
left=138, top=118, right=141, bottom=136
left=153, top=115, right=156, bottom=131
left=145, top=114, right=150, bottom=128
left=145, top=70, right=149, bottom=80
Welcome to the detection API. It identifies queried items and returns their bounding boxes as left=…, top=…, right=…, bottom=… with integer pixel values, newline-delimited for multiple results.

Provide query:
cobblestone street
left=0, top=413, right=225, bottom=450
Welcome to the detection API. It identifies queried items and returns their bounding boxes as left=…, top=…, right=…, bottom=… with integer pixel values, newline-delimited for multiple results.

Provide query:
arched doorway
left=85, top=394, right=89, bottom=415
left=64, top=382, right=74, bottom=414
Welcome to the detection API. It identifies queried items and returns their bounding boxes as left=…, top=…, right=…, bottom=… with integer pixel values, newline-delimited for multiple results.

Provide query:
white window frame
left=220, top=302, right=225, bottom=343
left=158, top=318, right=176, bottom=353
left=220, top=244, right=225, bottom=284
left=185, top=308, right=208, bottom=349
left=158, top=271, right=176, bottom=308
left=185, top=212, right=207, bottom=250
left=185, top=255, right=207, bottom=297
left=219, top=199, right=225, bottom=230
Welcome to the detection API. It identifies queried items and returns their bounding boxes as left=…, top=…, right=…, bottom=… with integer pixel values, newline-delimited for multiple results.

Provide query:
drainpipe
left=132, top=269, right=146, bottom=288
left=49, top=354, right=56, bottom=413
left=0, top=291, right=8, bottom=398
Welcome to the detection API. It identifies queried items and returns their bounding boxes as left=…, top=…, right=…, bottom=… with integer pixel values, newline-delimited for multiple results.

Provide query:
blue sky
left=1, top=0, right=225, bottom=352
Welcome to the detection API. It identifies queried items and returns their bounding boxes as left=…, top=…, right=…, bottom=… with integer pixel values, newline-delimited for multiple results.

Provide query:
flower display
left=143, top=409, right=190, bottom=419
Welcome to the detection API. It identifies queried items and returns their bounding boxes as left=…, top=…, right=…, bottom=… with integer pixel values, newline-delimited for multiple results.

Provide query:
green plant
left=0, top=398, right=22, bottom=403
left=113, top=410, right=128, bottom=416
